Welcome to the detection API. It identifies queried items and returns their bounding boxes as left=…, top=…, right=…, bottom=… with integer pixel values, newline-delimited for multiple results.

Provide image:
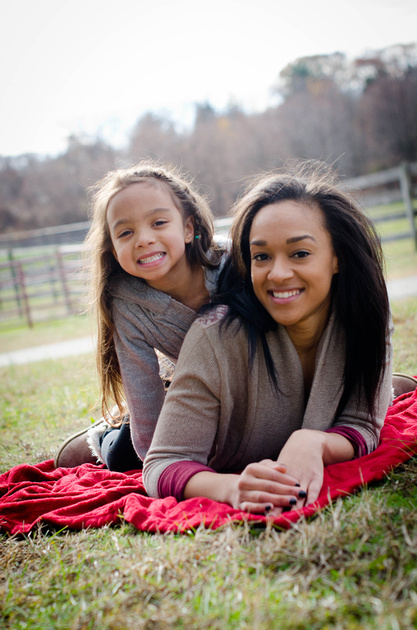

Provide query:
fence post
left=399, top=162, right=417, bottom=250
left=56, top=250, right=73, bottom=315
left=8, top=249, right=24, bottom=318
left=16, top=261, right=33, bottom=328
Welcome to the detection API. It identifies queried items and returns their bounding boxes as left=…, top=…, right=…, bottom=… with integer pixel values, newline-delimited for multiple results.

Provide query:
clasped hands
left=232, top=429, right=326, bottom=515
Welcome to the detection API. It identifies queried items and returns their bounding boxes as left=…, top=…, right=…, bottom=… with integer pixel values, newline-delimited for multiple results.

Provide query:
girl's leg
left=100, top=419, right=142, bottom=472
left=392, top=373, right=417, bottom=398
left=54, top=416, right=142, bottom=471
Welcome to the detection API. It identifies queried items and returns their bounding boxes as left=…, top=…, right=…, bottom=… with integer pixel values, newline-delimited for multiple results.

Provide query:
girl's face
left=107, top=182, right=194, bottom=289
left=249, top=200, right=338, bottom=338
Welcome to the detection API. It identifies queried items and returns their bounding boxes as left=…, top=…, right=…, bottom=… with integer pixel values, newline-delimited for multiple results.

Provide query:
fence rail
left=0, top=163, right=416, bottom=329
left=0, top=246, right=85, bottom=328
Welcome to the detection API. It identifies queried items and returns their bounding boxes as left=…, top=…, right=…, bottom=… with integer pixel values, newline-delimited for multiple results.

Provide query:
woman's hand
left=183, top=431, right=353, bottom=515
left=276, top=429, right=355, bottom=509
left=229, top=460, right=305, bottom=514
left=184, top=463, right=305, bottom=514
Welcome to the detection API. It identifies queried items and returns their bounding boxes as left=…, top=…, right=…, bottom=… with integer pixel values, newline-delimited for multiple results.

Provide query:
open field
left=0, top=296, right=416, bottom=628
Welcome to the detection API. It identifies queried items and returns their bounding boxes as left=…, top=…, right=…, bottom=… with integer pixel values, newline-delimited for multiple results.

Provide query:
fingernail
left=295, top=483, right=300, bottom=487
left=264, top=505, right=272, bottom=514
left=298, top=490, right=307, bottom=498
left=289, top=498, right=297, bottom=506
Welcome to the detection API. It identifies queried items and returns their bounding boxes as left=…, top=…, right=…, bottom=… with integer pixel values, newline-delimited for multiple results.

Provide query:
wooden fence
left=0, top=162, right=416, bottom=329
left=342, top=162, right=417, bottom=247
left=0, top=246, right=85, bottom=328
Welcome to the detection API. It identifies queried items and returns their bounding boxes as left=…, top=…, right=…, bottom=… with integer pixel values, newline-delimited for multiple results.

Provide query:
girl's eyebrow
left=110, top=207, right=173, bottom=230
left=250, top=234, right=316, bottom=247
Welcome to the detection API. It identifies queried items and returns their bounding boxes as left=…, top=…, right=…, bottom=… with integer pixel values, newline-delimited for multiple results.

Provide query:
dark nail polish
left=264, top=505, right=271, bottom=513
left=289, top=498, right=297, bottom=505
left=295, top=483, right=300, bottom=487
left=298, top=490, right=307, bottom=498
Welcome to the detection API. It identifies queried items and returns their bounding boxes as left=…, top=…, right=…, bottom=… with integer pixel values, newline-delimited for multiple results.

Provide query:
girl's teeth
left=139, top=253, right=165, bottom=264
left=272, top=289, right=300, bottom=298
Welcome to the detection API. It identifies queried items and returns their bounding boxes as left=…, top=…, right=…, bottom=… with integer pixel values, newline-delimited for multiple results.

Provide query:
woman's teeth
left=272, top=289, right=300, bottom=298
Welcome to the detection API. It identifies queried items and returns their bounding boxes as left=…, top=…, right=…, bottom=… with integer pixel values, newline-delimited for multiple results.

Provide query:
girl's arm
left=114, top=325, right=166, bottom=460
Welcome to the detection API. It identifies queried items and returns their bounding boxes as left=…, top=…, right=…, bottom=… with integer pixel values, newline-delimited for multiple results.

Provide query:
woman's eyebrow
left=250, top=235, right=317, bottom=247
left=286, top=235, right=316, bottom=244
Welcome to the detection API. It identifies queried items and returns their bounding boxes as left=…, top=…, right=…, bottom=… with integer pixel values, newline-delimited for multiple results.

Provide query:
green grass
left=0, top=313, right=93, bottom=353
left=0, top=298, right=417, bottom=628
left=364, top=201, right=417, bottom=279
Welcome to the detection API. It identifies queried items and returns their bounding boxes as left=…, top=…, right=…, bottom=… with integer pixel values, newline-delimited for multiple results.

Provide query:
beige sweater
left=143, top=305, right=393, bottom=499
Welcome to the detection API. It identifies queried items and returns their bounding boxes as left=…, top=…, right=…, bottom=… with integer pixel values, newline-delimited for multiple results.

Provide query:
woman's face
left=249, top=200, right=338, bottom=338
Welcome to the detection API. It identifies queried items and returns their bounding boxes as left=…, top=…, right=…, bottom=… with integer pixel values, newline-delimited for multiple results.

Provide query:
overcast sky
left=1, top=0, right=416, bottom=157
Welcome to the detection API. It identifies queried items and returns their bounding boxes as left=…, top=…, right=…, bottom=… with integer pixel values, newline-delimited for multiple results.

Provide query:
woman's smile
left=249, top=200, right=338, bottom=337
left=269, top=288, right=304, bottom=302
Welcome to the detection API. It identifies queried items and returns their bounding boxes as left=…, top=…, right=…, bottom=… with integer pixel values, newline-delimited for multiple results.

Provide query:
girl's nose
left=135, top=228, right=155, bottom=248
left=267, top=257, right=294, bottom=283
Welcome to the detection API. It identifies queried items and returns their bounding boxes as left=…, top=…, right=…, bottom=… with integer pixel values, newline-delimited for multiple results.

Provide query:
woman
left=143, top=166, right=394, bottom=514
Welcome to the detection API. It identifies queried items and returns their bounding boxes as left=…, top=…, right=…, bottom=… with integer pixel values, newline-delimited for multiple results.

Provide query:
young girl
left=143, top=166, right=396, bottom=513
left=55, top=162, right=225, bottom=471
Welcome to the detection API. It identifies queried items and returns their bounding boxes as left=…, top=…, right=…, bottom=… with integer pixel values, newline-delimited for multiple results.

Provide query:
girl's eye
left=252, top=253, right=269, bottom=262
left=292, top=250, right=310, bottom=259
left=153, top=219, right=168, bottom=227
left=118, top=229, right=132, bottom=238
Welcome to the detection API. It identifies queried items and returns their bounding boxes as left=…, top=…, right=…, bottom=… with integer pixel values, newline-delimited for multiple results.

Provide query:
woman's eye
left=253, top=253, right=269, bottom=262
left=292, top=250, right=310, bottom=259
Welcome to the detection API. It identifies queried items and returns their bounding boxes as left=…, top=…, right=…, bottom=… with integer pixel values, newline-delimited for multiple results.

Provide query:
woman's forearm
left=184, top=471, right=238, bottom=504
left=321, top=431, right=355, bottom=465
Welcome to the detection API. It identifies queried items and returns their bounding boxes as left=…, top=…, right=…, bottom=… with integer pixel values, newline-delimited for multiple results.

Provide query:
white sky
left=1, top=0, right=416, bottom=157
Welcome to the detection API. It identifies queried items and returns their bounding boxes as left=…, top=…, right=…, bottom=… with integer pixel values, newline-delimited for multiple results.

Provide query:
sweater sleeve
left=158, top=461, right=216, bottom=500
left=325, top=426, right=368, bottom=458
left=143, top=320, right=223, bottom=499
left=331, top=318, right=394, bottom=453
left=112, top=306, right=166, bottom=462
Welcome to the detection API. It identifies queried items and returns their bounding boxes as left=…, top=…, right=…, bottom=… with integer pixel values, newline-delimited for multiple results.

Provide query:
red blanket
left=1, top=389, right=417, bottom=536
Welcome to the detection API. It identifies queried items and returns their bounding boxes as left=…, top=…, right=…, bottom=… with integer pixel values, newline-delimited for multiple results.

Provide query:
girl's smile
left=249, top=200, right=338, bottom=340
left=107, top=182, right=194, bottom=290
left=137, top=251, right=166, bottom=266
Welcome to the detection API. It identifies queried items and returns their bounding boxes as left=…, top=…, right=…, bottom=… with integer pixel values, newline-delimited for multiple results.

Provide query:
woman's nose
left=267, top=257, right=294, bottom=282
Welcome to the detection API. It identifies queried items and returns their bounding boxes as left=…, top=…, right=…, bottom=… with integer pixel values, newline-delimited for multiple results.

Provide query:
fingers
left=239, top=462, right=302, bottom=496
left=234, top=461, right=307, bottom=514
left=239, top=497, right=298, bottom=515
left=305, top=477, right=322, bottom=505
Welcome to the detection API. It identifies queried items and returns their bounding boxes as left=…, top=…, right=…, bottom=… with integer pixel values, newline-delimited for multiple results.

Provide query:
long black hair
left=213, top=163, right=390, bottom=420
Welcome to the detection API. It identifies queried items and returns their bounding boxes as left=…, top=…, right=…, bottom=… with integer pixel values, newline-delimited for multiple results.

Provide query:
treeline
left=1, top=43, right=417, bottom=233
